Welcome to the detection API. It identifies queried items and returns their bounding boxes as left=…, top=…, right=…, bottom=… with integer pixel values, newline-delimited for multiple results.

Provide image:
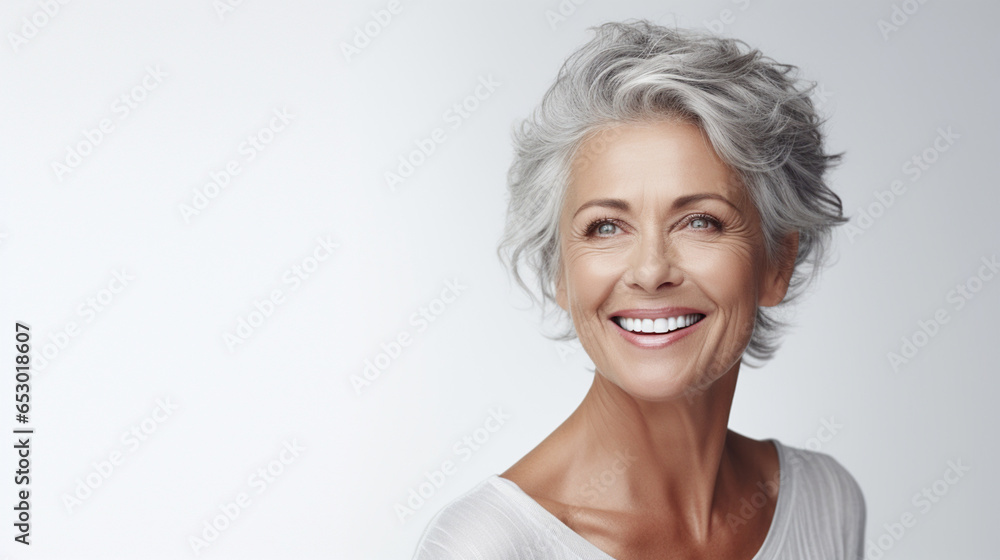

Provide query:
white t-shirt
left=411, top=439, right=866, bottom=559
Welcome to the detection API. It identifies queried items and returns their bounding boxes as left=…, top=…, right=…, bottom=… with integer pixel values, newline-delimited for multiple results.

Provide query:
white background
left=1, top=0, right=997, bottom=558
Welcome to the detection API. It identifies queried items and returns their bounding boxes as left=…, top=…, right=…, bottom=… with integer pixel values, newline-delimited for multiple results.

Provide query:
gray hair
left=496, top=19, right=847, bottom=367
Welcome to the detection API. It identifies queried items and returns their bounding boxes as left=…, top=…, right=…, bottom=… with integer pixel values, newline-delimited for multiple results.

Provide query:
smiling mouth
left=612, top=314, right=706, bottom=334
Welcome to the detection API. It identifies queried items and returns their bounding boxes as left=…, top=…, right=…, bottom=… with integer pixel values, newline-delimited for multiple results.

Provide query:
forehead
left=566, top=119, right=747, bottom=210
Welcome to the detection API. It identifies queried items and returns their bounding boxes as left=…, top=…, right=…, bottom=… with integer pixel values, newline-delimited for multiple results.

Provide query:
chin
left=602, top=367, right=713, bottom=403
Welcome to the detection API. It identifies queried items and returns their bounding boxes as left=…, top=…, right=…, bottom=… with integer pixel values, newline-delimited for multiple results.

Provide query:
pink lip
left=610, top=310, right=707, bottom=350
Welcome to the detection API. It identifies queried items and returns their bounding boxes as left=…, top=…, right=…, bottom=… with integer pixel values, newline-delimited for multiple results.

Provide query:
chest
left=557, top=506, right=774, bottom=560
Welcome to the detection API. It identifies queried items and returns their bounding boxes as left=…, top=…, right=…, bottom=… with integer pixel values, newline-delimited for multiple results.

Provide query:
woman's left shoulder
left=776, top=439, right=867, bottom=541
left=777, top=441, right=865, bottom=506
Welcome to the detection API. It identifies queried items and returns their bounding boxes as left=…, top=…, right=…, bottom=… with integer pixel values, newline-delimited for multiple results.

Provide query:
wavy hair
left=496, top=19, right=847, bottom=366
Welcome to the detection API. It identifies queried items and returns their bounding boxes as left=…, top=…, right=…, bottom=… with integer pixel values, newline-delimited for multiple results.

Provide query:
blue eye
left=687, top=214, right=722, bottom=231
left=585, top=218, right=623, bottom=237
left=585, top=214, right=721, bottom=237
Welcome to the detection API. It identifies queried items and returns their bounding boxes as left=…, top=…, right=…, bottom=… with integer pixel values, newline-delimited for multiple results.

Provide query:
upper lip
left=610, top=307, right=707, bottom=319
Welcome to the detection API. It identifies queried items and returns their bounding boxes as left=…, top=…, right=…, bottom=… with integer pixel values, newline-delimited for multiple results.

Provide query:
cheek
left=682, top=242, right=761, bottom=340
left=563, top=247, right=621, bottom=305
left=683, top=241, right=759, bottom=294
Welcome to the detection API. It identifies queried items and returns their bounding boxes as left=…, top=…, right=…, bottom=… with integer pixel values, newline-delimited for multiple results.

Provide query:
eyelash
left=584, top=213, right=723, bottom=237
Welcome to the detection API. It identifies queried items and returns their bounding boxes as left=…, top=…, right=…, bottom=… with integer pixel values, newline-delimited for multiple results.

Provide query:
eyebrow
left=572, top=193, right=741, bottom=219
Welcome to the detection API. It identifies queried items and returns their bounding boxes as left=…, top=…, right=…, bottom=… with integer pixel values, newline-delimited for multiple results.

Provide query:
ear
left=759, top=230, right=799, bottom=308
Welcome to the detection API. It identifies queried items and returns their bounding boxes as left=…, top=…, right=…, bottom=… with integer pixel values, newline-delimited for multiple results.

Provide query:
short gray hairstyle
left=496, top=19, right=847, bottom=366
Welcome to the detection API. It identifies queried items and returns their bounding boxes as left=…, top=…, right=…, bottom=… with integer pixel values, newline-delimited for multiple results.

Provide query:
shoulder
left=779, top=441, right=866, bottom=514
left=410, top=476, right=561, bottom=560
left=777, top=441, right=867, bottom=553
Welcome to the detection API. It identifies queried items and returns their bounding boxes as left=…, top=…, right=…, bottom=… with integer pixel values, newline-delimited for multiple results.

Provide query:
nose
left=626, top=231, right=682, bottom=292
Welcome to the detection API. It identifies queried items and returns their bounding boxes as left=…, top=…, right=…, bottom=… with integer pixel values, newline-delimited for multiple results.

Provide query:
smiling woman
left=555, top=119, right=785, bottom=403
left=411, top=19, right=865, bottom=560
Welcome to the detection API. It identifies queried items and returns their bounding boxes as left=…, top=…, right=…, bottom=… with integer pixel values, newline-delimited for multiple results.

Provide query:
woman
left=413, top=20, right=865, bottom=559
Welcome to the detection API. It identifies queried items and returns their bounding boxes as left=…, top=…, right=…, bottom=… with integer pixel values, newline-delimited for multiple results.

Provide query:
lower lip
left=613, top=316, right=705, bottom=349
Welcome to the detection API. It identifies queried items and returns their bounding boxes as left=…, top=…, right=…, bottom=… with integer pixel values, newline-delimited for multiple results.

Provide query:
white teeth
left=616, top=314, right=703, bottom=334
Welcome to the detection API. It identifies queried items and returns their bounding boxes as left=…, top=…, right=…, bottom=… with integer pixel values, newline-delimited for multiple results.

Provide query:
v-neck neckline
left=489, top=439, right=792, bottom=559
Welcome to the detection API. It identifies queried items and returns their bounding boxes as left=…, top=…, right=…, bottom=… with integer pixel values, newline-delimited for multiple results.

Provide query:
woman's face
left=555, top=119, right=795, bottom=402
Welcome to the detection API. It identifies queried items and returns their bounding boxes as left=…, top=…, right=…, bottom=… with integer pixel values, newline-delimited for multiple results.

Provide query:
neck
left=558, top=361, right=743, bottom=539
